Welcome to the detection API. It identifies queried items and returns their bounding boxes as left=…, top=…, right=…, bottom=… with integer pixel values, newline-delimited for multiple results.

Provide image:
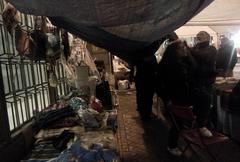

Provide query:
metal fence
left=0, top=0, right=69, bottom=135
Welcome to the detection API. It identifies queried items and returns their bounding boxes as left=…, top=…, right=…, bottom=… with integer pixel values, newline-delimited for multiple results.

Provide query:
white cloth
left=155, top=39, right=169, bottom=64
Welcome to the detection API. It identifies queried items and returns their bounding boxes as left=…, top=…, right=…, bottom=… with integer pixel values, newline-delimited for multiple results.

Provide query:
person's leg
left=192, top=86, right=213, bottom=137
left=210, top=89, right=218, bottom=128
left=167, top=114, right=183, bottom=156
left=138, top=89, right=155, bottom=121
left=135, top=78, right=141, bottom=111
left=135, top=76, right=155, bottom=121
left=168, top=126, right=179, bottom=148
left=136, top=89, right=141, bottom=111
left=192, top=87, right=212, bottom=127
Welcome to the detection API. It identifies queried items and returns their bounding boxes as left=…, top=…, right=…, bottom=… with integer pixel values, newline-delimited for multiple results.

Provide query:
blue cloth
left=69, top=97, right=88, bottom=110
left=51, top=150, right=76, bottom=162
left=51, top=141, right=117, bottom=162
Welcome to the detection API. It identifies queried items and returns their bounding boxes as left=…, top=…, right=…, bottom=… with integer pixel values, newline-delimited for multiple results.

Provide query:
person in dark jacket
left=216, top=36, right=238, bottom=77
left=156, top=33, right=182, bottom=105
left=158, top=34, right=196, bottom=156
left=160, top=40, right=195, bottom=106
left=134, top=34, right=177, bottom=122
left=165, top=32, right=217, bottom=156
left=134, top=41, right=160, bottom=122
left=190, top=31, right=217, bottom=138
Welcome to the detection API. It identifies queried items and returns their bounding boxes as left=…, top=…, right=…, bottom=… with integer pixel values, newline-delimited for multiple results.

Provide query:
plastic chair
left=168, top=104, right=229, bottom=161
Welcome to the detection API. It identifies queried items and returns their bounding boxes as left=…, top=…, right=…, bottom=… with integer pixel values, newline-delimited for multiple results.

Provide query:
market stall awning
left=188, top=0, right=240, bottom=26
left=186, top=0, right=240, bottom=34
left=9, top=0, right=212, bottom=62
left=210, top=26, right=240, bottom=35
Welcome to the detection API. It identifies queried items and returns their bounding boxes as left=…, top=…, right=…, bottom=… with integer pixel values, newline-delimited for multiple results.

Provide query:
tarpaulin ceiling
left=186, top=0, right=240, bottom=35
left=9, top=0, right=213, bottom=62
left=188, top=0, right=240, bottom=26
left=210, top=26, right=240, bottom=35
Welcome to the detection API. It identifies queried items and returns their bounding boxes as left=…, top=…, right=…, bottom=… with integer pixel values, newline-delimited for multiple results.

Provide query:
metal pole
left=30, top=61, right=39, bottom=114
left=0, top=63, right=11, bottom=142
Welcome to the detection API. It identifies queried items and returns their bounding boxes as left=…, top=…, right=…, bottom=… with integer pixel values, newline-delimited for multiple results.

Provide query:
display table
left=214, top=79, right=240, bottom=142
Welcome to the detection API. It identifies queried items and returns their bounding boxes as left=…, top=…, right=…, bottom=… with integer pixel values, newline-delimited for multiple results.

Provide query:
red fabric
left=90, top=98, right=103, bottom=112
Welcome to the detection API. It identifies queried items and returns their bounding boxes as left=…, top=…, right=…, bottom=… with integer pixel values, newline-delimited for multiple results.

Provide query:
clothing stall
left=2, top=0, right=240, bottom=161
left=0, top=1, right=118, bottom=161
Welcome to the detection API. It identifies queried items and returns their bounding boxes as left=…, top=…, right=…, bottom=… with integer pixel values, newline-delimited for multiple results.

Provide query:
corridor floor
left=116, top=90, right=240, bottom=162
left=116, top=90, right=184, bottom=162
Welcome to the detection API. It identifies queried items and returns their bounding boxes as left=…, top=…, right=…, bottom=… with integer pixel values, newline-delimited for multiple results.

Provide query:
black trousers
left=191, top=85, right=212, bottom=127
left=135, top=76, right=156, bottom=119
left=168, top=85, right=213, bottom=148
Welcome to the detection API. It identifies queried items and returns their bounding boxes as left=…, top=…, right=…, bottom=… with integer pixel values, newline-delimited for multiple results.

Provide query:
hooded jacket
left=216, top=42, right=238, bottom=71
left=191, top=41, right=217, bottom=86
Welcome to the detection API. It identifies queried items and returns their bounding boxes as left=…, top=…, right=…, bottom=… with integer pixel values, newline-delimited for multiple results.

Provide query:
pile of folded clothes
left=22, top=91, right=118, bottom=162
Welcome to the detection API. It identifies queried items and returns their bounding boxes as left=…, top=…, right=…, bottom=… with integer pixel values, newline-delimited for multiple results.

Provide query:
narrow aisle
left=115, top=90, right=240, bottom=162
left=116, top=90, right=183, bottom=162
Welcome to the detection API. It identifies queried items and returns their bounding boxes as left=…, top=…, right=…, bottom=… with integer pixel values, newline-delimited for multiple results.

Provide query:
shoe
left=199, top=127, right=213, bottom=138
left=167, top=147, right=182, bottom=156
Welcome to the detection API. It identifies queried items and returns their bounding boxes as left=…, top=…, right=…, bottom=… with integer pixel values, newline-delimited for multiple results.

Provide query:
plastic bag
left=118, top=80, right=129, bottom=90
left=60, top=54, right=76, bottom=86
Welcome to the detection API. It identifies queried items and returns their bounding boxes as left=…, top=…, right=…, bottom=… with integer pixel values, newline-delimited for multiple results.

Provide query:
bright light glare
left=231, top=31, right=240, bottom=48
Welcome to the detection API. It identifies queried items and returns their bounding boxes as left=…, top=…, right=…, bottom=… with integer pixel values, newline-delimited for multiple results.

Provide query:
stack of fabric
left=22, top=91, right=118, bottom=162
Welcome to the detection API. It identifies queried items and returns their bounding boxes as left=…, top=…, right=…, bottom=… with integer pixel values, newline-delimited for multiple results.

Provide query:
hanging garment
left=29, top=29, right=48, bottom=61
left=2, top=2, right=20, bottom=35
left=49, top=71, right=58, bottom=87
left=9, top=0, right=212, bottom=62
left=61, top=31, right=71, bottom=60
left=46, top=32, right=58, bottom=56
left=15, top=25, right=29, bottom=55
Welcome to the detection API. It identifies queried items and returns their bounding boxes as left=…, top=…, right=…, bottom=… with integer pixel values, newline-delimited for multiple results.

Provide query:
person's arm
left=231, top=48, right=238, bottom=70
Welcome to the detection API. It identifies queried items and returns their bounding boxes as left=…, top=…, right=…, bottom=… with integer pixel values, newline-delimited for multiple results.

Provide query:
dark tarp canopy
left=9, top=0, right=213, bottom=62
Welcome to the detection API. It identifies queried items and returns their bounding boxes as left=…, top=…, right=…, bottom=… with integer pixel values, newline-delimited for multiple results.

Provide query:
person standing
left=159, top=39, right=196, bottom=156
left=190, top=31, right=217, bottom=137
left=134, top=33, right=179, bottom=122
left=134, top=42, right=160, bottom=122
left=216, top=36, right=238, bottom=77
